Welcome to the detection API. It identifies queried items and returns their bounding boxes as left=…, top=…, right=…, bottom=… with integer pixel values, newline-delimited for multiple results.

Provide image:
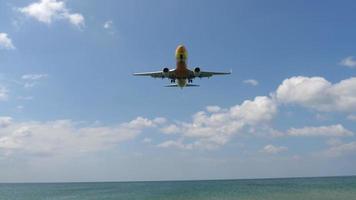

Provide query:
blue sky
left=0, top=0, right=356, bottom=182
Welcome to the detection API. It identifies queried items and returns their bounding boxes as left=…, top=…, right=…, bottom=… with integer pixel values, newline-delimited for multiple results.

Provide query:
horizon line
left=1, top=174, right=355, bottom=185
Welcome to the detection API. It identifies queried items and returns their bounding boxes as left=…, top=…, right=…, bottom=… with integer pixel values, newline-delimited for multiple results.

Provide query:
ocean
left=1, top=176, right=355, bottom=200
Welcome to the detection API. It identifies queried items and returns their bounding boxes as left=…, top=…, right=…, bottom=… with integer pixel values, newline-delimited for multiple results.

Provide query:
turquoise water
left=1, top=176, right=356, bottom=200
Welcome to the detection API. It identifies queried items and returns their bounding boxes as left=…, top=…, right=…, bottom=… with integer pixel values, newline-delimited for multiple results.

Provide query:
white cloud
left=323, top=141, right=356, bottom=157
left=2, top=75, right=355, bottom=154
left=152, top=117, right=167, bottom=124
left=261, top=144, right=288, bottom=154
left=22, top=74, right=48, bottom=80
left=157, top=140, right=182, bottom=148
left=157, top=140, right=193, bottom=150
left=287, top=124, right=353, bottom=137
left=158, top=96, right=277, bottom=149
left=154, top=76, right=356, bottom=150
left=17, top=105, right=24, bottom=111
left=160, top=124, right=180, bottom=134
left=103, top=20, right=116, bottom=35
left=19, top=0, right=64, bottom=24
left=0, top=117, right=12, bottom=128
left=142, top=137, right=152, bottom=144
left=0, top=33, right=15, bottom=50
left=206, top=106, right=221, bottom=113
left=24, top=82, right=37, bottom=88
left=340, top=56, right=356, bottom=68
left=243, top=79, right=259, bottom=86
left=347, top=114, right=356, bottom=121
left=326, top=138, right=343, bottom=146
left=64, top=13, right=84, bottom=27
left=315, top=113, right=329, bottom=121
left=104, top=20, right=113, bottom=29
left=21, top=74, right=48, bottom=88
left=0, top=117, right=162, bottom=157
left=18, top=96, right=34, bottom=101
left=19, top=0, right=85, bottom=27
left=0, top=85, right=9, bottom=101
left=230, top=96, right=277, bottom=124
left=276, top=76, right=356, bottom=112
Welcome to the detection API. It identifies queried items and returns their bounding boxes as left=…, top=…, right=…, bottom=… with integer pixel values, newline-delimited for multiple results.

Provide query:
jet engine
left=163, top=67, right=169, bottom=77
left=194, top=67, right=201, bottom=77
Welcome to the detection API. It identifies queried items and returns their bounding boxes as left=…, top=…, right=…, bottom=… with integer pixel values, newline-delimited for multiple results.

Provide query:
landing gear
left=188, top=79, right=193, bottom=83
left=171, top=79, right=176, bottom=83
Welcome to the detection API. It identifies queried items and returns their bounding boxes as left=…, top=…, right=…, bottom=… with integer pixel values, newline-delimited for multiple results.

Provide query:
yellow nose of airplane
left=176, top=45, right=186, bottom=53
left=175, top=45, right=188, bottom=61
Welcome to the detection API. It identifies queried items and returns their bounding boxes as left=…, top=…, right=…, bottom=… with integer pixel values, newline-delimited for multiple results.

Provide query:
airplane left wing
left=194, top=71, right=231, bottom=78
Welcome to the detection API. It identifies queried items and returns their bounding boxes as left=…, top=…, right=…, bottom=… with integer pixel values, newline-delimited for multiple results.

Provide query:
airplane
left=133, top=45, right=231, bottom=88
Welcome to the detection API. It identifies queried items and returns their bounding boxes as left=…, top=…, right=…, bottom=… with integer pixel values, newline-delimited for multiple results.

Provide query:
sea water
left=1, top=176, right=356, bottom=200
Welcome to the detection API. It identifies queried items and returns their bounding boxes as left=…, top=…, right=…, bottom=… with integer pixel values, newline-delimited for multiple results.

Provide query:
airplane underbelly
left=176, top=62, right=188, bottom=78
left=177, top=79, right=187, bottom=87
left=176, top=70, right=188, bottom=78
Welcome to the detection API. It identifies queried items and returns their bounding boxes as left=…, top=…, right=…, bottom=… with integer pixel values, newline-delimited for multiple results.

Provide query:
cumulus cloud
left=261, top=144, right=288, bottom=154
left=158, top=96, right=277, bottom=149
left=0, top=117, right=12, bottom=128
left=0, top=33, right=15, bottom=50
left=19, top=0, right=85, bottom=27
left=230, top=96, right=277, bottom=124
left=287, top=124, right=354, bottom=137
left=0, top=117, right=163, bottom=157
left=155, top=76, right=356, bottom=150
left=243, top=79, right=259, bottom=86
left=2, top=75, right=355, bottom=154
left=340, top=56, right=356, bottom=68
left=276, top=76, right=356, bottom=112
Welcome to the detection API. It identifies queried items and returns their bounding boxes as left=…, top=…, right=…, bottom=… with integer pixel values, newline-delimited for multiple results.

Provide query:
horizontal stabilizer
left=164, top=84, right=200, bottom=87
left=186, top=84, right=200, bottom=87
left=165, top=84, right=178, bottom=87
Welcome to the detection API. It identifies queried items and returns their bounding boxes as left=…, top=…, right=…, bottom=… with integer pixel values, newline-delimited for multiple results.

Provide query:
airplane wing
left=133, top=70, right=175, bottom=79
left=133, top=71, right=166, bottom=78
left=193, top=70, right=231, bottom=78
